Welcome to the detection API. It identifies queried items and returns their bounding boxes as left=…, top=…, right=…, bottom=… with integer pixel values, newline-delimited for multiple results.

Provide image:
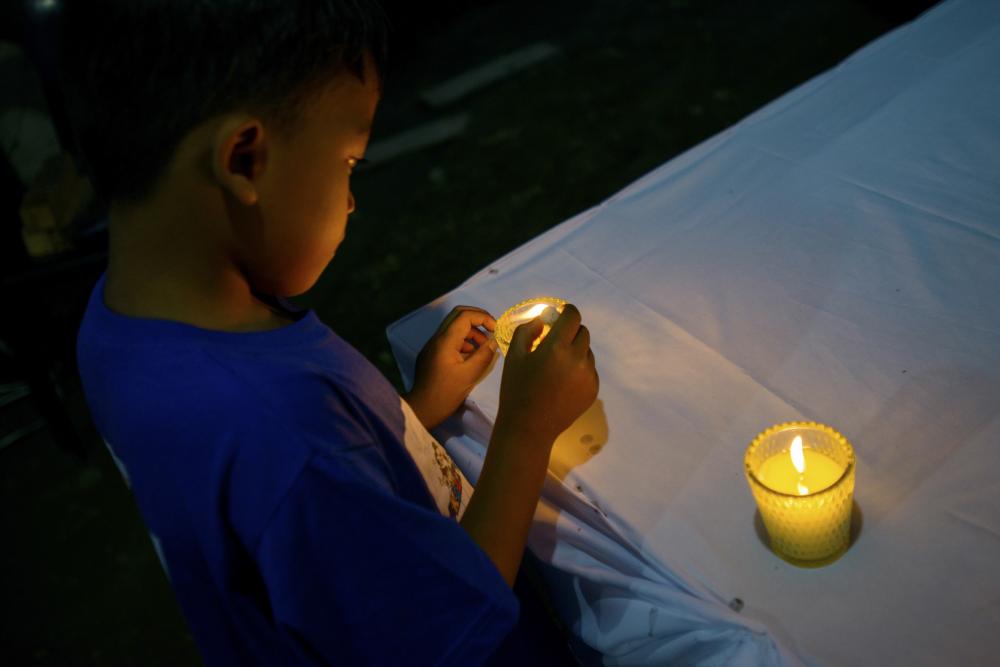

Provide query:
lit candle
left=745, top=422, right=856, bottom=566
left=494, top=296, right=566, bottom=355
left=756, top=436, right=843, bottom=496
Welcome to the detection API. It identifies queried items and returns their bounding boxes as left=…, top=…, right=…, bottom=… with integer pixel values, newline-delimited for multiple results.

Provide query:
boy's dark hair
left=57, top=0, right=387, bottom=205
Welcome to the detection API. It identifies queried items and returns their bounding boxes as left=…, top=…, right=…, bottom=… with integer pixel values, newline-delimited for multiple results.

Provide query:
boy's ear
left=213, top=116, right=267, bottom=206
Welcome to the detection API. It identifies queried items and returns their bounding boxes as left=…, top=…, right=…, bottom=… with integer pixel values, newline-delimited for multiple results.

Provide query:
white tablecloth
left=388, top=1, right=1000, bottom=664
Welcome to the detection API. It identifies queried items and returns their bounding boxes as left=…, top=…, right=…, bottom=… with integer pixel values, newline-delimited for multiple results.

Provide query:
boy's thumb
left=470, top=335, right=498, bottom=369
left=509, top=319, right=545, bottom=355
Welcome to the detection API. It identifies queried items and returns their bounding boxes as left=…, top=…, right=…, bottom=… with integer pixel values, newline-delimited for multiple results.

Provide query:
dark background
left=1, top=1, right=935, bottom=664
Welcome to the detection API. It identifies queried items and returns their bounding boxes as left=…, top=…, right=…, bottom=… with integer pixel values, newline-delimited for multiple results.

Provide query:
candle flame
left=520, top=303, right=550, bottom=320
left=790, top=435, right=806, bottom=474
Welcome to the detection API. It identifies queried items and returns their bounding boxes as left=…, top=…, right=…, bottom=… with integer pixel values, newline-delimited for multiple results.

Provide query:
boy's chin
left=283, top=274, right=324, bottom=298
left=250, top=268, right=324, bottom=298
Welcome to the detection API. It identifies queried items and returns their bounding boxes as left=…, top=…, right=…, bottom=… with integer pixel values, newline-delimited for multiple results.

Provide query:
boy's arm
left=459, top=423, right=552, bottom=586
left=460, top=306, right=598, bottom=586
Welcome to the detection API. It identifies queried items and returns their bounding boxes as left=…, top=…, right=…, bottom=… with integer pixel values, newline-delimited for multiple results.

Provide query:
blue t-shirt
left=76, top=274, right=519, bottom=666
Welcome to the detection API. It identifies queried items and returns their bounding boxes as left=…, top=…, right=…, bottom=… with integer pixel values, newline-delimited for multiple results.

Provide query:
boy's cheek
left=237, top=240, right=322, bottom=297
left=238, top=189, right=348, bottom=295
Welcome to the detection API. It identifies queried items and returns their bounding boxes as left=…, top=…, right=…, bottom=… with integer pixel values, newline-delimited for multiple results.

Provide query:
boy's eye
left=347, top=157, right=368, bottom=172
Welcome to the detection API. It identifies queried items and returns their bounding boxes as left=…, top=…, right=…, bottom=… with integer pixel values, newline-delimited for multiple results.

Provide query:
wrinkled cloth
left=388, top=1, right=1000, bottom=664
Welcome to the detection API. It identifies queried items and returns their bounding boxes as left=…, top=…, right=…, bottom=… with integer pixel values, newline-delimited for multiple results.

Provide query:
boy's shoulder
left=78, top=275, right=407, bottom=474
left=82, top=305, right=378, bottom=438
left=78, top=280, right=415, bottom=545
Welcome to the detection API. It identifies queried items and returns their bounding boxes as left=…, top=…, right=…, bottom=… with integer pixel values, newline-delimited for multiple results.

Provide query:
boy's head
left=58, top=0, right=387, bottom=296
left=59, top=0, right=387, bottom=206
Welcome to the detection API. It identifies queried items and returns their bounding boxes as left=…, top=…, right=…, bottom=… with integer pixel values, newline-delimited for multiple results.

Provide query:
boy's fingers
left=441, top=309, right=497, bottom=347
left=548, top=303, right=582, bottom=345
left=466, top=329, right=488, bottom=347
left=450, top=308, right=497, bottom=332
left=439, top=306, right=496, bottom=336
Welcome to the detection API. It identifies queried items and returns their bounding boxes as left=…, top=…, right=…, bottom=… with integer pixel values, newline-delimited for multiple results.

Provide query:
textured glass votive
left=494, top=296, right=566, bottom=356
left=745, top=421, right=856, bottom=566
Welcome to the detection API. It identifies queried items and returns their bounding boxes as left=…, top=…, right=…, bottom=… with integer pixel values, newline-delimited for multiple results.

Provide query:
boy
left=63, top=1, right=599, bottom=665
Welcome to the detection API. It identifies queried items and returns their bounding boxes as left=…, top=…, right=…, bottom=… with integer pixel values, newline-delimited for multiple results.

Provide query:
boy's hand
left=494, top=304, right=599, bottom=446
left=404, top=306, right=498, bottom=430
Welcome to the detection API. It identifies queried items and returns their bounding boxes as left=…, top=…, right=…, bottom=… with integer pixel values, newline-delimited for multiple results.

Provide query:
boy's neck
left=104, top=188, right=294, bottom=333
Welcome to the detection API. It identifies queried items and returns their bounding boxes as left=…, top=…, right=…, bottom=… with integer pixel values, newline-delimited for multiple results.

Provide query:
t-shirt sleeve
left=255, top=452, right=519, bottom=666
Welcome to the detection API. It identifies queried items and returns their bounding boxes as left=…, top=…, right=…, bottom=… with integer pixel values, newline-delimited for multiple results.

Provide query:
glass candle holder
left=745, top=421, right=856, bottom=566
left=494, top=296, right=567, bottom=356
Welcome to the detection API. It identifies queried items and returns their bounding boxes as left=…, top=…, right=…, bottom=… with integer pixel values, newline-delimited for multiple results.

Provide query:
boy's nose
left=347, top=191, right=356, bottom=214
